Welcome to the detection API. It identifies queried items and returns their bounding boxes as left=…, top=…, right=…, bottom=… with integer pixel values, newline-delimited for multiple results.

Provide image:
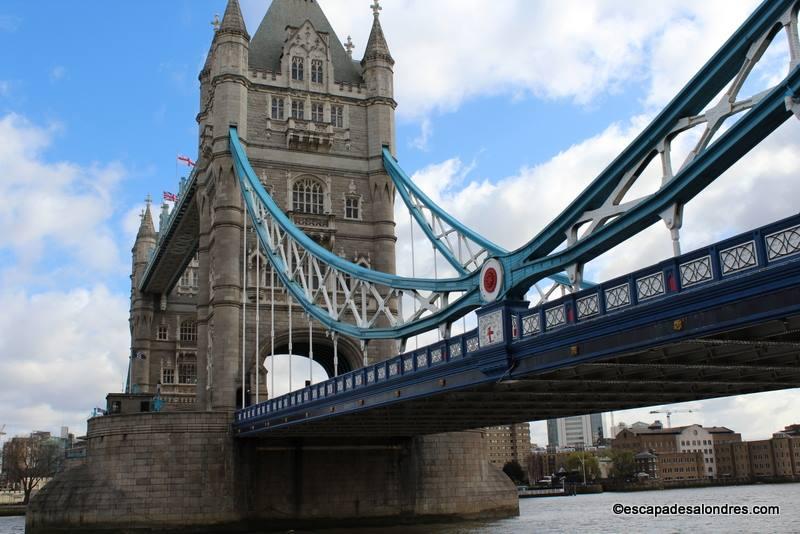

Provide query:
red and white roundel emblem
left=480, top=258, right=503, bottom=303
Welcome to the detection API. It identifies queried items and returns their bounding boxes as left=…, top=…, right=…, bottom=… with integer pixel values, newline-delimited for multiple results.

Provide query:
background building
left=547, top=413, right=606, bottom=448
left=485, top=423, right=531, bottom=471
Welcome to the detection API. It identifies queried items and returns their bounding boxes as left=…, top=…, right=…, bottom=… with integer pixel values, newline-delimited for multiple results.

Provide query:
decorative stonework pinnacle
left=211, top=13, right=221, bottom=31
left=145, top=193, right=152, bottom=208
left=371, top=0, right=382, bottom=18
left=344, top=35, right=355, bottom=58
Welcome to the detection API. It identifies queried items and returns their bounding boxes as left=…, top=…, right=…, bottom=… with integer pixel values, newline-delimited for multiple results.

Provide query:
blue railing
left=235, top=212, right=800, bottom=426
left=514, top=213, right=800, bottom=339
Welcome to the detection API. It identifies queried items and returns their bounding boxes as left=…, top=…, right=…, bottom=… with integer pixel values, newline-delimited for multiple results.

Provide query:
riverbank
left=0, top=506, right=24, bottom=518
left=604, top=476, right=800, bottom=492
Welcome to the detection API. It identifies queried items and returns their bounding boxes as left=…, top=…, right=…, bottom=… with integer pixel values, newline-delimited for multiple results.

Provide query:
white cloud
left=0, top=285, right=129, bottom=439
left=0, top=113, right=127, bottom=281
left=49, top=65, right=66, bottom=82
left=307, top=0, right=762, bottom=119
left=0, top=80, right=9, bottom=97
left=0, top=114, right=132, bottom=439
left=410, top=117, right=433, bottom=151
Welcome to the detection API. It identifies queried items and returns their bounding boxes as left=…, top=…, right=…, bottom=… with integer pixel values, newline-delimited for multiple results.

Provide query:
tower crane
left=649, top=409, right=697, bottom=428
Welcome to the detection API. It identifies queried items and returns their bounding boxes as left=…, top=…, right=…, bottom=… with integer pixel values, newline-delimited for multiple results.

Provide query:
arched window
left=161, top=357, right=175, bottom=384
left=292, top=178, right=324, bottom=214
left=292, top=56, right=304, bottom=81
left=311, top=60, right=323, bottom=83
left=177, top=353, right=197, bottom=384
left=180, top=320, right=197, bottom=342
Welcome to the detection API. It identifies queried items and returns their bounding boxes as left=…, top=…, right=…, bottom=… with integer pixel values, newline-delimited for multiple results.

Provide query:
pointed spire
left=219, top=0, right=250, bottom=40
left=137, top=195, right=156, bottom=239
left=200, top=41, right=214, bottom=79
left=159, top=202, right=171, bottom=235
left=362, top=0, right=393, bottom=66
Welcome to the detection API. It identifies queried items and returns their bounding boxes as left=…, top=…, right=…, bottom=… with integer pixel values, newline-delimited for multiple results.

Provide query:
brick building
left=611, top=421, right=741, bottom=481
left=485, top=423, right=531, bottom=470
left=714, top=426, right=800, bottom=479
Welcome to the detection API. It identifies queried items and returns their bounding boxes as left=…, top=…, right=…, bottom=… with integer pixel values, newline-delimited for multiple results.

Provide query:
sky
left=0, top=0, right=798, bottom=446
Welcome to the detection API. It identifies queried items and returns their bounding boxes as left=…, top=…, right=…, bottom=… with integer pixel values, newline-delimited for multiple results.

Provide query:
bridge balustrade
left=235, top=212, right=800, bottom=428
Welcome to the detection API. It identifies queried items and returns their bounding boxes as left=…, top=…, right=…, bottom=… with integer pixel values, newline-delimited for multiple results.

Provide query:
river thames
left=2, top=483, right=797, bottom=533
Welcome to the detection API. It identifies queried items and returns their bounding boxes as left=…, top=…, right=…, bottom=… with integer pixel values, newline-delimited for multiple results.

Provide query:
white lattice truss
left=405, top=189, right=491, bottom=273
left=247, top=189, right=465, bottom=331
left=567, top=6, right=800, bottom=257
left=403, top=185, right=574, bottom=303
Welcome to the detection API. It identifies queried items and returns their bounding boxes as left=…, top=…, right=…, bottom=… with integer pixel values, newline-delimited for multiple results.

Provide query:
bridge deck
left=235, top=214, right=800, bottom=438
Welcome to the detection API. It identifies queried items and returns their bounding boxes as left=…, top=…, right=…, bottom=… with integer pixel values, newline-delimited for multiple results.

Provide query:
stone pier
left=27, top=412, right=517, bottom=533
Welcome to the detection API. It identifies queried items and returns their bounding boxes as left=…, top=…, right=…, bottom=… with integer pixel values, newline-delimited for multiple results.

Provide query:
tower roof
left=362, top=3, right=393, bottom=65
left=249, top=0, right=362, bottom=83
left=219, top=0, right=249, bottom=39
left=137, top=199, right=156, bottom=240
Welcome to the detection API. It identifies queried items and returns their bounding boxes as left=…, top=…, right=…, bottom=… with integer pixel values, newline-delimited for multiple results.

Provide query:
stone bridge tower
left=195, top=0, right=398, bottom=411
left=28, top=4, right=518, bottom=530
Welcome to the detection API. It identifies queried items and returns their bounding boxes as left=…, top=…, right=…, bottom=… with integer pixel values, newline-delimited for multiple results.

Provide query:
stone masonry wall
left=239, top=430, right=518, bottom=525
left=29, top=415, right=517, bottom=532
left=27, top=412, right=236, bottom=533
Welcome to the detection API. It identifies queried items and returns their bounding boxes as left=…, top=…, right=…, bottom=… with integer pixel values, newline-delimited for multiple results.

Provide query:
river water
left=2, top=483, right=797, bottom=533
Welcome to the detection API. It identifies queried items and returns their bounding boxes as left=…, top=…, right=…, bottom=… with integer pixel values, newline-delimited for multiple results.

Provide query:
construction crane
left=649, top=409, right=697, bottom=428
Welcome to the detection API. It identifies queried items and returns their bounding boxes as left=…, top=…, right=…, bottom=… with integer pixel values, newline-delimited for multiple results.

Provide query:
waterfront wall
left=27, top=412, right=236, bottom=532
left=27, top=412, right=517, bottom=532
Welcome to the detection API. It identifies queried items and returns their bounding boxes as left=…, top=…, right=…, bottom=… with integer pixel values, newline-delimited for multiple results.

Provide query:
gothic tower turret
left=196, top=0, right=251, bottom=411
left=130, top=198, right=157, bottom=393
left=362, top=1, right=397, bottom=279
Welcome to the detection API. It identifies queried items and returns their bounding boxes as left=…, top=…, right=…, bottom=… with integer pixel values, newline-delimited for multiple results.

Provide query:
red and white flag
left=163, top=191, right=178, bottom=202
left=177, top=155, right=195, bottom=167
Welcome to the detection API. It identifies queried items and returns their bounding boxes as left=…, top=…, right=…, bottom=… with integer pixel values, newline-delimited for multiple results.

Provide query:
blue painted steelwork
left=232, top=130, right=471, bottom=292
left=500, top=0, right=800, bottom=296
left=383, top=147, right=579, bottom=288
left=232, top=128, right=485, bottom=339
left=145, top=0, right=797, bottom=342
left=383, top=147, right=504, bottom=273
left=138, top=169, right=198, bottom=291
left=234, top=212, right=800, bottom=433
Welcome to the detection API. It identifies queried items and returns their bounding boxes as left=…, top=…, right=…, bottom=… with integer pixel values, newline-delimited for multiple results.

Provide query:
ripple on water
left=2, top=483, right=798, bottom=534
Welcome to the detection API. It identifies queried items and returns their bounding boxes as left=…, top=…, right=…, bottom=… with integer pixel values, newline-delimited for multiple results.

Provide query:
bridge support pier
left=27, top=413, right=517, bottom=533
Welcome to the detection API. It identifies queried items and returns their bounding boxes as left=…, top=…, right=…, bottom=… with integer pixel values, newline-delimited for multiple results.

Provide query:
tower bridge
left=28, top=0, right=800, bottom=532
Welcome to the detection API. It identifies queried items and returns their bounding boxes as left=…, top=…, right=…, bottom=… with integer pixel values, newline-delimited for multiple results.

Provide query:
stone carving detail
left=207, top=320, right=214, bottom=390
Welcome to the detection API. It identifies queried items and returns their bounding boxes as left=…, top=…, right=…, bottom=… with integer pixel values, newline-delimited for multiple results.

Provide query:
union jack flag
left=177, top=155, right=195, bottom=167
left=163, top=191, right=178, bottom=202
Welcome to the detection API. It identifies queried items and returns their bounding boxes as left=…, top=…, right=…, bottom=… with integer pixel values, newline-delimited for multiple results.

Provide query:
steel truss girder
left=229, top=0, right=799, bottom=339
left=501, top=0, right=800, bottom=297
left=232, top=129, right=482, bottom=340
left=383, top=148, right=581, bottom=294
